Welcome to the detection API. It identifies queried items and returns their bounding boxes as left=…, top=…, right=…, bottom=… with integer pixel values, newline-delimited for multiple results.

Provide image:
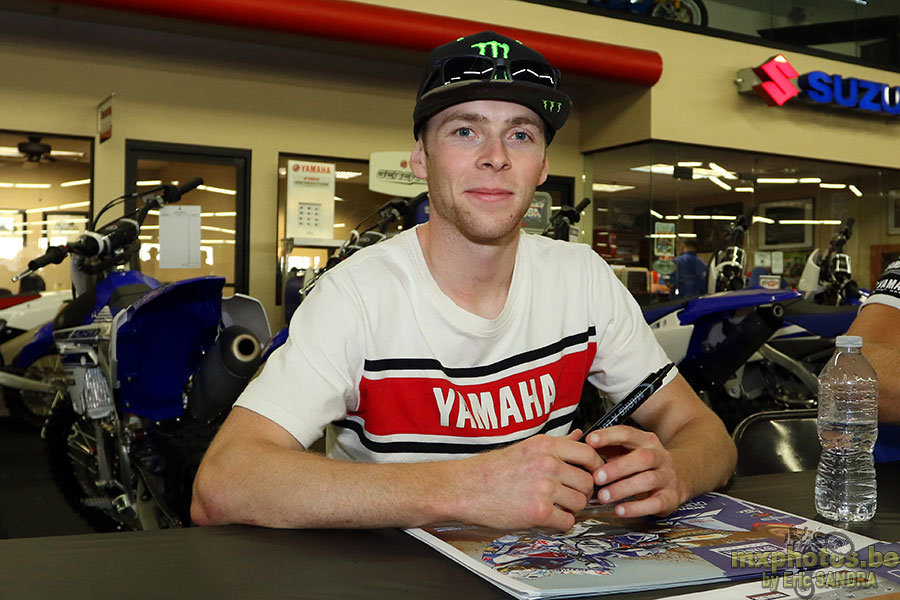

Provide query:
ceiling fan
left=0, top=135, right=85, bottom=166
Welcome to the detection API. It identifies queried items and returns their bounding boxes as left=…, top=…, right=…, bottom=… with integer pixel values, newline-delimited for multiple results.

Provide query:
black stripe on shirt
left=363, top=326, right=596, bottom=379
left=331, top=412, right=576, bottom=455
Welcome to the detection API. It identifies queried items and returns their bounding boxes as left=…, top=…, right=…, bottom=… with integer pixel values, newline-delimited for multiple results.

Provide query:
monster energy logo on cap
left=470, top=40, right=511, bottom=59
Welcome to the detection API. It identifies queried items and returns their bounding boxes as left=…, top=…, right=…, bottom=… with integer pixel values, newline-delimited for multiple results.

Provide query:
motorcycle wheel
left=43, top=400, right=179, bottom=532
left=650, top=0, right=708, bottom=27
left=2, top=353, right=64, bottom=431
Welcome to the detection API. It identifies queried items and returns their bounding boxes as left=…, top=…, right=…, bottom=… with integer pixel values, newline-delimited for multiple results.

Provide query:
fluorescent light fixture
left=819, top=183, right=847, bottom=189
left=0, top=182, right=13, bottom=188
left=677, top=233, right=698, bottom=238
left=798, top=178, right=822, bottom=184
left=711, top=215, right=737, bottom=220
left=149, top=210, right=160, bottom=216
left=753, top=216, right=775, bottom=224
left=200, top=225, right=236, bottom=234
left=200, top=239, right=235, bottom=244
left=333, top=223, right=346, bottom=228
left=683, top=215, right=711, bottom=220
left=734, top=187, right=755, bottom=193
left=335, top=171, right=363, bottom=180
left=551, top=206, right=561, bottom=211
left=197, top=184, right=236, bottom=196
left=778, top=219, right=843, bottom=225
left=15, top=183, right=51, bottom=189
left=757, top=178, right=798, bottom=184
left=849, top=185, right=862, bottom=197
left=214, top=211, right=237, bottom=217
left=60, top=179, right=91, bottom=187
left=708, top=162, right=737, bottom=180
left=138, top=235, right=152, bottom=240
left=650, top=209, right=663, bottom=219
left=136, top=180, right=162, bottom=186
left=334, top=196, right=345, bottom=202
left=676, top=161, right=702, bottom=167
left=631, top=163, right=735, bottom=180
left=709, top=176, right=732, bottom=191
left=649, top=233, right=676, bottom=238
left=665, top=215, right=680, bottom=220
left=59, top=201, right=89, bottom=209
left=592, top=183, right=635, bottom=193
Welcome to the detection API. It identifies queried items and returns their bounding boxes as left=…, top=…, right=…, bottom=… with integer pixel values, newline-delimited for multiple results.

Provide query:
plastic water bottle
left=815, top=335, right=878, bottom=522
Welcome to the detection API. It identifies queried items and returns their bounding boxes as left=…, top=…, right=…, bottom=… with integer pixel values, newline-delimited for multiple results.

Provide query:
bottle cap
left=836, top=335, right=863, bottom=348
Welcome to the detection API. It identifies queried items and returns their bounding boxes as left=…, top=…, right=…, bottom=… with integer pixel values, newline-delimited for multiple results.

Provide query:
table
left=2, top=463, right=899, bottom=600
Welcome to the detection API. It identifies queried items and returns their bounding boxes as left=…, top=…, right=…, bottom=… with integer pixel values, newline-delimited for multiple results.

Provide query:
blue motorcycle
left=9, top=179, right=269, bottom=531
left=589, top=0, right=708, bottom=27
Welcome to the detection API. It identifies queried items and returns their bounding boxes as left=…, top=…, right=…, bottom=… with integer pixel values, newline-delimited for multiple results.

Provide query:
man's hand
left=450, top=430, right=605, bottom=531
left=584, top=425, right=685, bottom=518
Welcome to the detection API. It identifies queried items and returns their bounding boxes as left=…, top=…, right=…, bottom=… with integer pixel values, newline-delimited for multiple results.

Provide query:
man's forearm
left=666, top=413, right=737, bottom=502
left=862, top=342, right=900, bottom=423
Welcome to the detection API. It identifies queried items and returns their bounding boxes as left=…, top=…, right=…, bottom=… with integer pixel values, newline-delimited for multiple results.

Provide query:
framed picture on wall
left=889, top=190, right=900, bottom=235
left=758, top=199, right=814, bottom=250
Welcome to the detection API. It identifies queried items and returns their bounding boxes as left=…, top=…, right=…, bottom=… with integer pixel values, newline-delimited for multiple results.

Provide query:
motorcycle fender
left=12, top=321, right=55, bottom=369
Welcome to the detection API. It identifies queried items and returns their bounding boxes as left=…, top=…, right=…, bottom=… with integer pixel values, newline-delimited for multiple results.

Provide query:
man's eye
left=455, top=127, right=472, bottom=137
left=513, top=131, right=531, bottom=141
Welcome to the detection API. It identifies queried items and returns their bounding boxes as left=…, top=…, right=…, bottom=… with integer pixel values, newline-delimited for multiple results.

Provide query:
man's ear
left=538, top=156, right=549, bottom=186
left=410, top=139, right=428, bottom=179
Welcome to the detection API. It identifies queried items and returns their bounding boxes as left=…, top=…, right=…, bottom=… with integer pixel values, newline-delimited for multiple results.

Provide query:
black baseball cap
left=413, top=31, right=571, bottom=144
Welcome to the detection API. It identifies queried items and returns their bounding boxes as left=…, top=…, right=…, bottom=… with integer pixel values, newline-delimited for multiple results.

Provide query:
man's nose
left=477, top=135, right=511, bottom=171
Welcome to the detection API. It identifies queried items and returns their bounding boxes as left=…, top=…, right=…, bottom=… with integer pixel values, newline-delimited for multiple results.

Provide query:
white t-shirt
left=864, top=259, right=900, bottom=311
left=236, top=228, right=674, bottom=463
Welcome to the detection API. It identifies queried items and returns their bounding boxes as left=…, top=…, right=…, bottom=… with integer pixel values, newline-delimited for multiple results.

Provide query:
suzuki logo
left=752, top=55, right=800, bottom=106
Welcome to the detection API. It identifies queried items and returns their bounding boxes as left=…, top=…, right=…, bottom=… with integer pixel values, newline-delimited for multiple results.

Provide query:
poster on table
left=286, top=160, right=335, bottom=239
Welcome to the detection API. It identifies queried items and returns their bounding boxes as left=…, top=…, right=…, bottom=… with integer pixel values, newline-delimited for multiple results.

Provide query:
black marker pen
left=578, top=362, right=675, bottom=442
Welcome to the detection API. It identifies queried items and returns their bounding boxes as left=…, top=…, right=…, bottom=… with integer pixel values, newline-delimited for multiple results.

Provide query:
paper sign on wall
left=159, top=205, right=201, bottom=268
left=287, top=160, right=335, bottom=239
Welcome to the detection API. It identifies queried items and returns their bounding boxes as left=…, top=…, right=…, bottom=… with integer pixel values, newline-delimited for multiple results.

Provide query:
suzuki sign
left=737, top=54, right=900, bottom=117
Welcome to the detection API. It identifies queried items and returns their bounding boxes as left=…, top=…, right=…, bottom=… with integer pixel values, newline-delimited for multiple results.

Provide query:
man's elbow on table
left=190, top=457, right=234, bottom=527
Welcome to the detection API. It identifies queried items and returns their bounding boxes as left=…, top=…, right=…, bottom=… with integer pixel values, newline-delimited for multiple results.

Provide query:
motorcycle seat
left=52, top=287, right=98, bottom=330
left=642, top=298, right=690, bottom=324
left=781, top=300, right=859, bottom=338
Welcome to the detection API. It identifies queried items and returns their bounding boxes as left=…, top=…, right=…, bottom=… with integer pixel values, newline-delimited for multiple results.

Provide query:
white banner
left=287, top=160, right=335, bottom=239
left=369, top=151, right=427, bottom=197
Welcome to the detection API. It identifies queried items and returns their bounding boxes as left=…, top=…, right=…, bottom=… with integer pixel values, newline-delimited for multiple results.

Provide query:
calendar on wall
left=286, top=160, right=335, bottom=239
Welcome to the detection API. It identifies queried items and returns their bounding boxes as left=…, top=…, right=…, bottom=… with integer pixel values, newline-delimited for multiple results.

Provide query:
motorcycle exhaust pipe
left=0, top=370, right=57, bottom=394
left=187, top=325, right=262, bottom=423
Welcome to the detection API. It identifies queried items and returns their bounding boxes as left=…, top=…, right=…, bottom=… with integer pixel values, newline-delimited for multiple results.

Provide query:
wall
left=0, top=0, right=898, bottom=324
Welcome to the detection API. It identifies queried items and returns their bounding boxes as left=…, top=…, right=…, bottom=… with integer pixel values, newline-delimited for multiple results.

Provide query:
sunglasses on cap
left=420, top=55, right=560, bottom=97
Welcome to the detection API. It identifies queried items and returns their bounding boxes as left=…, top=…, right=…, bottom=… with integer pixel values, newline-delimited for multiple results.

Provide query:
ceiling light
left=15, top=183, right=51, bottom=189
left=735, top=187, right=755, bottom=193
left=798, top=178, right=822, bottom=184
left=60, top=179, right=91, bottom=187
left=779, top=220, right=843, bottom=225
left=711, top=215, right=737, bottom=220
left=819, top=183, right=847, bottom=189
left=753, top=216, right=775, bottom=224
left=59, top=201, right=90, bottom=209
left=665, top=215, right=680, bottom=220
left=648, top=233, right=676, bottom=238
left=677, top=233, right=698, bottom=238
left=0, top=182, right=13, bottom=188
left=683, top=215, right=711, bottom=220
left=676, top=161, right=702, bottom=167
left=200, top=225, right=236, bottom=234
left=197, top=184, right=236, bottom=196
left=757, top=178, right=799, bottom=184
left=137, top=180, right=162, bottom=186
left=708, top=162, right=737, bottom=180
left=849, top=185, right=862, bottom=197
left=335, top=171, right=363, bottom=180
left=592, top=183, right=635, bottom=193
left=333, top=223, right=346, bottom=228
left=709, top=176, right=732, bottom=191
left=650, top=209, right=663, bottom=219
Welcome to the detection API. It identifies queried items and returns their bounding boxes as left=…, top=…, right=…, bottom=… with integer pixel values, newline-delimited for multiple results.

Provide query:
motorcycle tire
left=43, top=399, right=123, bottom=532
left=2, top=353, right=64, bottom=431
left=651, top=0, right=709, bottom=27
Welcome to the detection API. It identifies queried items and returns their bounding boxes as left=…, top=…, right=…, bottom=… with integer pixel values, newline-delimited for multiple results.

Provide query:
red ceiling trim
left=57, top=0, right=663, bottom=86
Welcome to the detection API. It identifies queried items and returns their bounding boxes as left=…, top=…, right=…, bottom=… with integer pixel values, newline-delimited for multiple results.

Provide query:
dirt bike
left=6, top=179, right=269, bottom=531
left=589, top=0, right=708, bottom=27
left=797, top=218, right=868, bottom=306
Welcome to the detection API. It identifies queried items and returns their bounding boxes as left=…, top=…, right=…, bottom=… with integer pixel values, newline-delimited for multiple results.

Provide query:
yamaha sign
left=736, top=54, right=900, bottom=116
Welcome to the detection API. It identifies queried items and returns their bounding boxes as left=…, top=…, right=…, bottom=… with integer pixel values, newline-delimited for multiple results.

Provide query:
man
left=668, top=239, right=708, bottom=298
left=846, top=260, right=900, bottom=461
left=191, top=31, right=735, bottom=531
